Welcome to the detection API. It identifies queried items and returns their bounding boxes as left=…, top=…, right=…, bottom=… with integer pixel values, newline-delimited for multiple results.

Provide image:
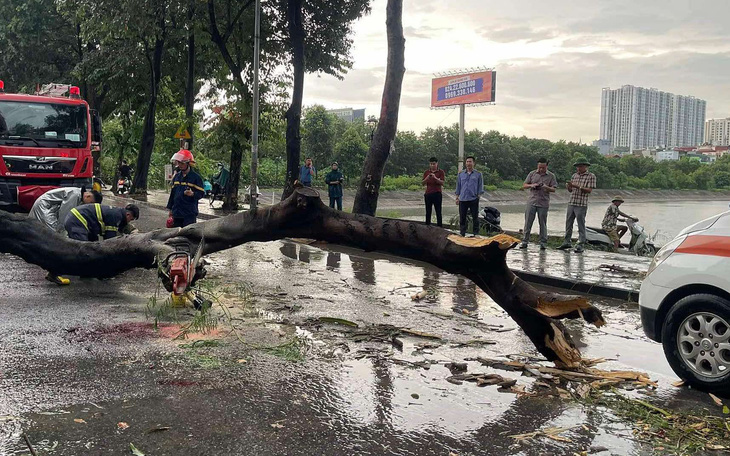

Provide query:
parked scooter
left=479, top=206, right=503, bottom=234
left=585, top=218, right=657, bottom=256
left=117, top=177, right=131, bottom=195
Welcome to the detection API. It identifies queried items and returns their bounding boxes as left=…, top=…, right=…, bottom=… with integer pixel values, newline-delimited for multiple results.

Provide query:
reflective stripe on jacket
left=166, top=169, right=205, bottom=218
left=67, top=204, right=126, bottom=241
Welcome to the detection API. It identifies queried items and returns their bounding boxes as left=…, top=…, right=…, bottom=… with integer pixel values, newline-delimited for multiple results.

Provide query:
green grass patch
left=184, top=351, right=223, bottom=369
left=265, top=338, right=307, bottom=362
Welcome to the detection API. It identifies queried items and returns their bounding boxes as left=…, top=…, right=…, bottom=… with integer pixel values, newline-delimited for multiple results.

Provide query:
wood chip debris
left=598, top=264, right=644, bottom=276
left=510, top=426, right=578, bottom=443
left=469, top=357, right=657, bottom=390
left=445, top=372, right=516, bottom=388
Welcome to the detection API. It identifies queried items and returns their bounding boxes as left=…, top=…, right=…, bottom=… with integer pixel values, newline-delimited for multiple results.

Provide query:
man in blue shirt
left=299, top=157, right=316, bottom=187
left=455, top=156, right=484, bottom=237
left=166, top=149, right=205, bottom=227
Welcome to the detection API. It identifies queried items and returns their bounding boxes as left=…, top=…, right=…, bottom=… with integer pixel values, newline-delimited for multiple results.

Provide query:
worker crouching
left=64, top=203, right=140, bottom=242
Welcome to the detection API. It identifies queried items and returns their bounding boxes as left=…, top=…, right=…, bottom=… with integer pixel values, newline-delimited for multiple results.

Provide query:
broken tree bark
left=0, top=187, right=603, bottom=366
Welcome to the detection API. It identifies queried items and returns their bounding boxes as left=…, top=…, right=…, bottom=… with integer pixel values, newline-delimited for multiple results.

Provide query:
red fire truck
left=0, top=80, right=101, bottom=211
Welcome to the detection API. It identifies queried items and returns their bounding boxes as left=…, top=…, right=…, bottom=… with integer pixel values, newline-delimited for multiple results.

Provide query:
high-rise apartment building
left=599, top=85, right=706, bottom=152
left=704, top=118, right=730, bottom=146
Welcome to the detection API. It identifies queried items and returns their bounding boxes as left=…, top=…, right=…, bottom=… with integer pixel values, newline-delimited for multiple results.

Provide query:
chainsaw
left=159, top=237, right=209, bottom=309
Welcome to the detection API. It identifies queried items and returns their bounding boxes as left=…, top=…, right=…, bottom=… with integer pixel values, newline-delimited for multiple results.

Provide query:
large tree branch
left=207, top=0, right=245, bottom=88
left=223, top=0, right=256, bottom=43
left=0, top=188, right=604, bottom=366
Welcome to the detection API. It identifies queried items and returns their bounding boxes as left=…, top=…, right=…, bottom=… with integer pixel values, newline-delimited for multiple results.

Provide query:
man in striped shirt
left=558, top=157, right=596, bottom=253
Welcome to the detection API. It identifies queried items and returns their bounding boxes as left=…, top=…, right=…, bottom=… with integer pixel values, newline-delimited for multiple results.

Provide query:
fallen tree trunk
left=0, top=187, right=604, bottom=366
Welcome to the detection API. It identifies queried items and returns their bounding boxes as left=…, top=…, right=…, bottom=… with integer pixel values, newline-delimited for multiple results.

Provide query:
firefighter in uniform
left=166, top=149, right=205, bottom=227
left=64, top=203, right=140, bottom=242
left=44, top=203, right=140, bottom=286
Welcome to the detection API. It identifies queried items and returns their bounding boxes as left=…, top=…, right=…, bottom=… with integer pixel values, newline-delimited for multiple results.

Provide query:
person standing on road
left=520, top=157, right=557, bottom=250
left=167, top=149, right=205, bottom=228
left=602, top=196, right=637, bottom=251
left=30, top=187, right=103, bottom=233
left=422, top=157, right=445, bottom=227
left=558, top=157, right=596, bottom=253
left=455, top=156, right=484, bottom=237
left=299, top=157, right=316, bottom=187
left=324, top=162, right=344, bottom=210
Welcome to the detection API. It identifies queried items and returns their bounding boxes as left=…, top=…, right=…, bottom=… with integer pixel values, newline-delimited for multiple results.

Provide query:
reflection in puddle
left=278, top=240, right=499, bottom=321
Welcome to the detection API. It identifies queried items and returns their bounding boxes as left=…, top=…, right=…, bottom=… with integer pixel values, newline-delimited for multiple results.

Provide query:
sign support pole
left=250, top=0, right=261, bottom=210
left=458, top=104, right=465, bottom=173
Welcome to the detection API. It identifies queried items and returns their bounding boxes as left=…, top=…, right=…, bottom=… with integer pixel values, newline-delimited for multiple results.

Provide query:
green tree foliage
left=301, top=105, right=344, bottom=166
left=333, top=126, right=369, bottom=180
left=294, top=113, right=730, bottom=192
left=0, top=0, right=79, bottom=90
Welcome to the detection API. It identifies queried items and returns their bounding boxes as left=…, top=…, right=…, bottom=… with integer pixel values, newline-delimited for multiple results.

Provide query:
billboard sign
left=431, top=70, right=496, bottom=108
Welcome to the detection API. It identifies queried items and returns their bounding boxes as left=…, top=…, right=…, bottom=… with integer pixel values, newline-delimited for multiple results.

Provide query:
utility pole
left=458, top=104, right=465, bottom=173
left=250, top=0, right=261, bottom=210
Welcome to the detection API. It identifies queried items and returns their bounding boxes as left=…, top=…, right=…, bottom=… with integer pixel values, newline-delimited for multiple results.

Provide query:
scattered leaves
left=129, top=443, right=145, bottom=456
left=73, top=418, right=86, bottom=424
left=117, top=422, right=130, bottom=430
left=709, top=393, right=724, bottom=407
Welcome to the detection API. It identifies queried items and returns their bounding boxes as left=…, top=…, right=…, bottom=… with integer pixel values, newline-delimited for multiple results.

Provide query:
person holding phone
left=519, top=157, right=557, bottom=250
left=558, top=157, right=596, bottom=253
left=422, top=157, right=445, bottom=227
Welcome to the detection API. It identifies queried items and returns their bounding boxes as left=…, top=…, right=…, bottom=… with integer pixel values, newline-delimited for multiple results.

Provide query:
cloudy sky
left=303, top=0, right=730, bottom=142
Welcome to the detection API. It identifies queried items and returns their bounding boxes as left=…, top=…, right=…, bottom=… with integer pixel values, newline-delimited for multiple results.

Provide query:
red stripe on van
left=675, top=235, right=730, bottom=257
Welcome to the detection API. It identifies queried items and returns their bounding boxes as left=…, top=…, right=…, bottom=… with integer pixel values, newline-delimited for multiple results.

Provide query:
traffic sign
left=174, top=125, right=191, bottom=139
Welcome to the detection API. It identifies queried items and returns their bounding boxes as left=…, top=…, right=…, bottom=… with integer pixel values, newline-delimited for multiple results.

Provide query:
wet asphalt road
left=0, top=203, right=721, bottom=456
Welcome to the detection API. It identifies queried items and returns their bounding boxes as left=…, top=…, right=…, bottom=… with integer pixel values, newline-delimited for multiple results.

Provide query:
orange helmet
left=171, top=149, right=194, bottom=164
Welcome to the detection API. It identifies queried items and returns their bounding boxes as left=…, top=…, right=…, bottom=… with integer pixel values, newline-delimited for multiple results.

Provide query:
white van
left=639, top=208, right=730, bottom=394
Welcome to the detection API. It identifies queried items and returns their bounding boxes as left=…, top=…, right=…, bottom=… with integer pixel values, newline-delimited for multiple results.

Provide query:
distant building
left=327, top=108, right=365, bottom=123
left=686, top=153, right=714, bottom=164
left=592, top=139, right=612, bottom=156
left=655, top=150, right=680, bottom=162
left=704, top=118, right=730, bottom=146
left=600, top=85, right=706, bottom=152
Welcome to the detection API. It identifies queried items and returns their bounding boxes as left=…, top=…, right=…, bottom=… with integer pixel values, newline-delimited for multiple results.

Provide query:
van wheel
left=662, top=294, right=730, bottom=396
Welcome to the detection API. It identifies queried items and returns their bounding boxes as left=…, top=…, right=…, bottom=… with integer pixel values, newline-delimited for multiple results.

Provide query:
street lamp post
left=250, top=0, right=261, bottom=210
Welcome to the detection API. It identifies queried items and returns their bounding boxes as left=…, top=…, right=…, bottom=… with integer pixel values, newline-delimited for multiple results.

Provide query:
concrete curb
left=117, top=194, right=640, bottom=301
left=513, top=270, right=639, bottom=302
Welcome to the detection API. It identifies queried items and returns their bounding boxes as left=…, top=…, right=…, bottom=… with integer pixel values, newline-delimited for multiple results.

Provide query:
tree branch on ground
left=0, top=187, right=604, bottom=366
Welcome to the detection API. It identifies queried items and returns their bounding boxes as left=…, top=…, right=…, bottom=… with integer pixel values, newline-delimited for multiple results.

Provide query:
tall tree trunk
left=207, top=0, right=254, bottom=207
left=281, top=0, right=305, bottom=200
left=352, top=0, right=405, bottom=216
left=184, top=0, right=196, bottom=150
left=133, top=38, right=165, bottom=193
left=223, top=136, right=243, bottom=209
left=0, top=187, right=604, bottom=366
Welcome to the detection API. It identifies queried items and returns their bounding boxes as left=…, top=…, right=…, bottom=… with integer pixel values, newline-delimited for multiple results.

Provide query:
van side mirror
left=91, top=110, right=102, bottom=143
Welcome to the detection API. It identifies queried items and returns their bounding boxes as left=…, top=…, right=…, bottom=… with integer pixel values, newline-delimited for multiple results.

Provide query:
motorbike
left=117, top=177, right=131, bottom=195
left=243, top=185, right=262, bottom=205
left=209, top=162, right=230, bottom=206
left=585, top=218, right=657, bottom=256
left=479, top=206, right=503, bottom=234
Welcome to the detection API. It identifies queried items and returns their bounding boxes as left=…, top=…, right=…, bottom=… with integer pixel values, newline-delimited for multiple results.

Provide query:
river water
left=399, top=199, right=730, bottom=244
